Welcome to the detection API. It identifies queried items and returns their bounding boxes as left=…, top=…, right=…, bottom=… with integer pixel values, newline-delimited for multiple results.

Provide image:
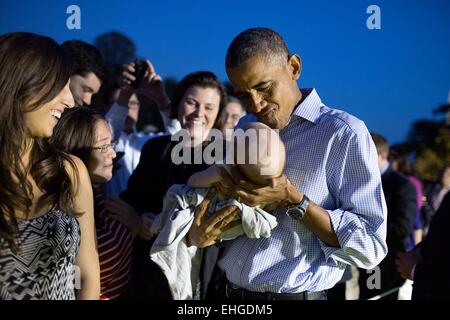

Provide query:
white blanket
left=149, top=184, right=277, bottom=299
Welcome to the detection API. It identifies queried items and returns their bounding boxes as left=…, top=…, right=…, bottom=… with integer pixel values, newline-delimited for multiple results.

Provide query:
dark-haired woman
left=0, top=32, right=99, bottom=299
left=51, top=107, right=145, bottom=300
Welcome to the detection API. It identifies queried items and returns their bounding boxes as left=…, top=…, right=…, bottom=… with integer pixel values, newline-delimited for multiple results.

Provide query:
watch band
left=298, top=194, right=310, bottom=213
left=286, top=195, right=310, bottom=221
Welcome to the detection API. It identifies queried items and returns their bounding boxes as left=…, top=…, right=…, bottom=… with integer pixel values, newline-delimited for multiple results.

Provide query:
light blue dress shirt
left=218, top=88, right=387, bottom=293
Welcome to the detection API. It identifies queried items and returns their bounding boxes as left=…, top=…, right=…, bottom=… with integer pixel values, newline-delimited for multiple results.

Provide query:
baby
left=155, top=121, right=286, bottom=238
left=188, top=121, right=286, bottom=191
left=186, top=121, right=286, bottom=239
left=150, top=122, right=285, bottom=299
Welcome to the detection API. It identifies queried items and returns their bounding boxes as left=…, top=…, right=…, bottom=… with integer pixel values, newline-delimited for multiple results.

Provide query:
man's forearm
left=116, top=89, right=133, bottom=107
left=286, top=184, right=340, bottom=247
left=301, top=202, right=340, bottom=247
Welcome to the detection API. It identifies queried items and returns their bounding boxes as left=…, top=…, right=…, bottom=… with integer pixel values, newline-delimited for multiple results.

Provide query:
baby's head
left=187, top=122, right=286, bottom=188
left=231, top=122, right=286, bottom=185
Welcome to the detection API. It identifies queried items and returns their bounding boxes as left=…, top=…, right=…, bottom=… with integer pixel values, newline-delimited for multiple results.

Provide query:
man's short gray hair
left=226, top=27, right=290, bottom=69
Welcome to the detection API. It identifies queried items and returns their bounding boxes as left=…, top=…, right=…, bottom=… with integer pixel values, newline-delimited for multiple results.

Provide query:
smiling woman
left=51, top=106, right=144, bottom=300
left=120, top=70, right=228, bottom=299
left=25, top=82, right=74, bottom=137
left=51, top=107, right=117, bottom=185
left=0, top=32, right=100, bottom=300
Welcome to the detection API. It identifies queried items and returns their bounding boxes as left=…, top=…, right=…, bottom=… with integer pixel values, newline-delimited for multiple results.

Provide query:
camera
left=130, top=59, right=148, bottom=89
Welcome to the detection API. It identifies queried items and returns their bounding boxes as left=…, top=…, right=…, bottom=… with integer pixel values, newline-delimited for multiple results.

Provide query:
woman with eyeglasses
left=51, top=106, right=143, bottom=299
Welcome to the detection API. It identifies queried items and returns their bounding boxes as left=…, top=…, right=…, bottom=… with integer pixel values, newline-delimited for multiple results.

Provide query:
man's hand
left=395, top=251, right=419, bottom=280
left=187, top=188, right=241, bottom=248
left=116, top=63, right=136, bottom=106
left=214, top=166, right=303, bottom=209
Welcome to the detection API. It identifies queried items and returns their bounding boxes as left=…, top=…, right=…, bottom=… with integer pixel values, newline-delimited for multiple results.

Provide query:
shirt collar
left=380, top=162, right=390, bottom=176
left=292, top=88, right=323, bottom=124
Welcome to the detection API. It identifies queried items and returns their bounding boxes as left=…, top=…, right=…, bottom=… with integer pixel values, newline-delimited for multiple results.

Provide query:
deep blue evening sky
left=1, top=0, right=449, bottom=144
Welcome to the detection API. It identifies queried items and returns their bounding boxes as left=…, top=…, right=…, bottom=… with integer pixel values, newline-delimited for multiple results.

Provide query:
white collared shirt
left=218, top=88, right=388, bottom=293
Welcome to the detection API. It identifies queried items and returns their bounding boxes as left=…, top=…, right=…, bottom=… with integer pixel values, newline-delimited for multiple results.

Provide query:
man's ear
left=288, top=54, right=302, bottom=81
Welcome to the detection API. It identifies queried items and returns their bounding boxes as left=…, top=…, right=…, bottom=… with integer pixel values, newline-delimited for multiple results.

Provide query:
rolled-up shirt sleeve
left=105, top=102, right=128, bottom=142
left=319, top=130, right=388, bottom=269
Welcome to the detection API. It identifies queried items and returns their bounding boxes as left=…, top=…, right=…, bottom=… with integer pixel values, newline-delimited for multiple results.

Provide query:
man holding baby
left=188, top=27, right=388, bottom=300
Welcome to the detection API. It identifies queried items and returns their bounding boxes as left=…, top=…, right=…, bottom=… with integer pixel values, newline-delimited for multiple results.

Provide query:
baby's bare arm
left=187, top=164, right=223, bottom=188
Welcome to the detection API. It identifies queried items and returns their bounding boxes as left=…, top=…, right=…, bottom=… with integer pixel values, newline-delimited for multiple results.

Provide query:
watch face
left=287, top=207, right=303, bottom=220
left=286, top=195, right=309, bottom=221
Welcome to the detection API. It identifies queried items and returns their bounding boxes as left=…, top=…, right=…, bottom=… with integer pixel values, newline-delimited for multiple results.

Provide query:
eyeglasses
left=91, top=142, right=117, bottom=153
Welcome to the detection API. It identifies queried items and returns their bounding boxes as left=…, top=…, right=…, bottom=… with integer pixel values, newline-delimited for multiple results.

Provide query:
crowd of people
left=0, top=28, right=448, bottom=300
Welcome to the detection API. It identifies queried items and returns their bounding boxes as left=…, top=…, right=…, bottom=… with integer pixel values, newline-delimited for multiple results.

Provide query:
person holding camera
left=111, top=59, right=181, bottom=138
left=104, top=60, right=182, bottom=197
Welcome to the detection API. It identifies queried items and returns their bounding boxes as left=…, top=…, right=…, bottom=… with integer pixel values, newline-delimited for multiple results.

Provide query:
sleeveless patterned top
left=0, top=209, right=80, bottom=300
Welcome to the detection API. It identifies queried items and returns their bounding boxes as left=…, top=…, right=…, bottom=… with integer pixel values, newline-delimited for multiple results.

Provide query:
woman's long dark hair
left=50, top=107, right=108, bottom=229
left=0, top=32, right=76, bottom=253
left=50, top=107, right=106, bottom=165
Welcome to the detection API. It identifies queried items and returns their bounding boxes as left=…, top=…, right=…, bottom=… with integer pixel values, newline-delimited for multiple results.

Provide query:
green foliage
left=414, top=127, right=450, bottom=182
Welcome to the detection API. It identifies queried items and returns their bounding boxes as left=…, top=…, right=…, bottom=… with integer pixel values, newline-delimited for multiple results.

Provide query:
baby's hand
left=188, top=164, right=223, bottom=188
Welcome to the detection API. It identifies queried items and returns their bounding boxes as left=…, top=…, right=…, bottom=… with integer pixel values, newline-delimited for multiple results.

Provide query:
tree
left=397, top=100, right=450, bottom=183
left=91, top=31, right=137, bottom=112
left=94, top=31, right=137, bottom=82
left=414, top=128, right=450, bottom=182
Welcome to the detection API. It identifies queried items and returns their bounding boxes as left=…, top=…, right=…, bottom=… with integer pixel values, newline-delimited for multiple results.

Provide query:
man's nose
left=83, top=93, right=92, bottom=106
left=247, top=92, right=265, bottom=113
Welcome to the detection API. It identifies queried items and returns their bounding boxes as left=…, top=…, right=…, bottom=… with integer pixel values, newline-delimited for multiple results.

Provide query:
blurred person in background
left=62, top=40, right=108, bottom=107
left=421, top=165, right=450, bottom=235
left=217, top=96, right=246, bottom=141
left=390, top=149, right=424, bottom=299
left=396, top=191, right=450, bottom=300
left=359, top=133, right=416, bottom=300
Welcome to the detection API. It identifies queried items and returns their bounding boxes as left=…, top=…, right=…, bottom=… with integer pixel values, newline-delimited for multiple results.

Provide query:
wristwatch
left=286, top=195, right=310, bottom=221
